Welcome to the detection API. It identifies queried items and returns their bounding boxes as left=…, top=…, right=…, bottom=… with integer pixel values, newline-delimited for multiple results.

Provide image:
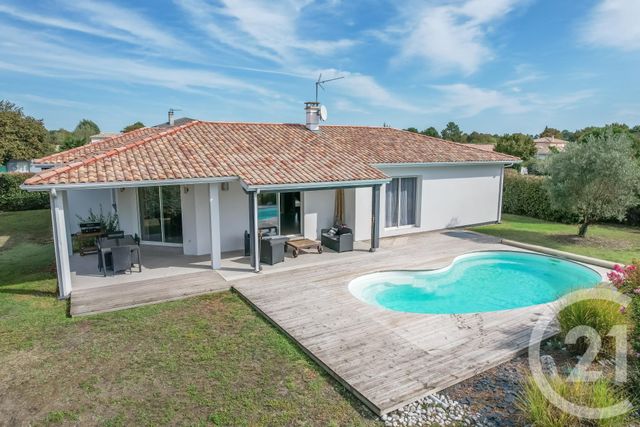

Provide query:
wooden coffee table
left=285, top=239, right=323, bottom=258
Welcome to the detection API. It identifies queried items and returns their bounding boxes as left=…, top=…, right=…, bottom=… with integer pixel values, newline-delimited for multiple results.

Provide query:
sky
left=0, top=0, right=639, bottom=135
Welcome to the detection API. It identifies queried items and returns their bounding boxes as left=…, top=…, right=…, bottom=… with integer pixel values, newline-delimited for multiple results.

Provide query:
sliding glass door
left=138, top=186, right=183, bottom=244
left=385, top=177, right=417, bottom=228
left=257, top=192, right=301, bottom=235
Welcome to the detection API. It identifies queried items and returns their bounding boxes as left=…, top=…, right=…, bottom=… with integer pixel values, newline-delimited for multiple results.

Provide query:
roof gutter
left=20, top=176, right=238, bottom=192
left=241, top=178, right=391, bottom=192
left=373, top=160, right=521, bottom=168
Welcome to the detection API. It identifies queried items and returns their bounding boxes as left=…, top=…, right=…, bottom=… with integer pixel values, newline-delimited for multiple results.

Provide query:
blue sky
left=1, top=0, right=639, bottom=134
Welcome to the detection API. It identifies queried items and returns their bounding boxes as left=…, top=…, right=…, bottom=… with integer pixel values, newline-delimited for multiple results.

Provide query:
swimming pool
left=348, top=251, right=603, bottom=314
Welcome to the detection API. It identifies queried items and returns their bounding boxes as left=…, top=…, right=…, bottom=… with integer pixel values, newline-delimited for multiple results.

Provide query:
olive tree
left=546, top=132, right=640, bottom=237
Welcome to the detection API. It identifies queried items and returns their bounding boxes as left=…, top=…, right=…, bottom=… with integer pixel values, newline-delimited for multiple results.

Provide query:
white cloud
left=580, top=0, right=640, bottom=50
left=318, top=69, right=420, bottom=113
left=0, top=1, right=197, bottom=58
left=0, top=24, right=274, bottom=97
left=397, top=0, right=522, bottom=74
left=430, top=83, right=594, bottom=117
left=174, top=0, right=355, bottom=65
left=432, top=83, right=530, bottom=116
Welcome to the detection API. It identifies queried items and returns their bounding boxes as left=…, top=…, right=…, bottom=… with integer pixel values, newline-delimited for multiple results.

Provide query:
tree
left=575, top=123, right=640, bottom=158
left=405, top=127, right=419, bottom=133
left=74, top=119, right=100, bottom=144
left=546, top=132, right=640, bottom=237
left=494, top=133, right=536, bottom=160
left=466, top=131, right=497, bottom=145
left=561, top=129, right=575, bottom=142
left=61, top=119, right=101, bottom=150
left=539, top=126, right=562, bottom=139
left=0, top=100, right=52, bottom=164
left=441, top=122, right=464, bottom=142
left=122, top=121, right=145, bottom=133
left=421, top=127, right=440, bottom=138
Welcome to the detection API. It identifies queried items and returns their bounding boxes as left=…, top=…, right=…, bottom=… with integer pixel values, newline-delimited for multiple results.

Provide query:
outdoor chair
left=321, top=227, right=353, bottom=253
left=96, top=238, right=112, bottom=272
left=110, top=246, right=132, bottom=275
left=106, top=231, right=125, bottom=239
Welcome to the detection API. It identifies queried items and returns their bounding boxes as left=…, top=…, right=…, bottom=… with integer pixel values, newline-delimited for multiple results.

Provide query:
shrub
left=0, top=172, right=49, bottom=211
left=518, top=376, right=630, bottom=427
left=607, top=261, right=640, bottom=401
left=76, top=207, right=120, bottom=233
left=557, top=298, right=627, bottom=358
left=502, top=171, right=577, bottom=223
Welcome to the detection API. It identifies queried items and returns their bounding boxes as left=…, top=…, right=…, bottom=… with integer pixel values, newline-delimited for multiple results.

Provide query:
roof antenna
left=315, top=73, right=344, bottom=102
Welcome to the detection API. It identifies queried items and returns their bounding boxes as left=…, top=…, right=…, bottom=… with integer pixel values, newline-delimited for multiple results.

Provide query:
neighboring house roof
left=32, top=127, right=164, bottom=165
left=533, top=136, right=567, bottom=155
left=25, top=121, right=518, bottom=188
left=153, top=117, right=195, bottom=128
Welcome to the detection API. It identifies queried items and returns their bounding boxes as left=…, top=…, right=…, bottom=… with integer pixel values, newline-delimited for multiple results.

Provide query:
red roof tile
left=33, top=126, right=163, bottom=165
left=25, top=121, right=519, bottom=187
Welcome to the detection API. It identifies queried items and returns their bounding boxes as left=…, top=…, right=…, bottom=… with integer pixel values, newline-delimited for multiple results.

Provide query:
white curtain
left=399, top=178, right=416, bottom=226
left=385, top=179, right=399, bottom=227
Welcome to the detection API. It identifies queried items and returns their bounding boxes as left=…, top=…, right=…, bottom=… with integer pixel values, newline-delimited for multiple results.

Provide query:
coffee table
left=285, top=239, right=323, bottom=258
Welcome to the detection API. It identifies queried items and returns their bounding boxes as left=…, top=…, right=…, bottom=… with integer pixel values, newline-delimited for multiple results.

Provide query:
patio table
left=99, top=235, right=142, bottom=276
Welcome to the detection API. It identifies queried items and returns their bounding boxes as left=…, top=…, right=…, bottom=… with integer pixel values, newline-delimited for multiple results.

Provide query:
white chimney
left=304, top=102, right=321, bottom=132
left=168, top=109, right=175, bottom=126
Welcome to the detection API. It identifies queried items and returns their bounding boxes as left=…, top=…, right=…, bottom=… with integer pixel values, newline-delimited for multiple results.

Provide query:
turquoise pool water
left=349, top=251, right=603, bottom=314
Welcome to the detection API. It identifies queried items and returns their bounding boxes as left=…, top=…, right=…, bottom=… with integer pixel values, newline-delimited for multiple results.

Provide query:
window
left=385, top=177, right=417, bottom=227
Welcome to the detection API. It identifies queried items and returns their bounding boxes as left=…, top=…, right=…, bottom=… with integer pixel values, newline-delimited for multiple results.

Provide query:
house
left=23, top=102, right=519, bottom=299
left=90, top=132, right=121, bottom=144
left=533, top=136, right=567, bottom=159
left=3, top=159, right=31, bottom=172
left=1, top=159, right=47, bottom=173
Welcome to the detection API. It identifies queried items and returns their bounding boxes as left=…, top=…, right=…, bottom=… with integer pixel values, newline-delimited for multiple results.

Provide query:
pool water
left=349, top=251, right=603, bottom=314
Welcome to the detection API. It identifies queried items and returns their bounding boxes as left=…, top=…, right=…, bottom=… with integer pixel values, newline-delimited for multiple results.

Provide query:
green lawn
left=0, top=210, right=379, bottom=426
left=470, top=214, right=640, bottom=264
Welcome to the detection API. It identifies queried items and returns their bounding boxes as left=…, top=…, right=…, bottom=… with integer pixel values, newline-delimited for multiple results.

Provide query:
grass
left=557, top=299, right=628, bottom=358
left=0, top=210, right=380, bottom=426
left=518, top=376, right=630, bottom=427
left=470, top=214, right=640, bottom=264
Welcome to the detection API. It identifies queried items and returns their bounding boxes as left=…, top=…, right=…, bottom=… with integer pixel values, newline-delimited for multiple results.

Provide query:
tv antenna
left=315, top=74, right=344, bottom=102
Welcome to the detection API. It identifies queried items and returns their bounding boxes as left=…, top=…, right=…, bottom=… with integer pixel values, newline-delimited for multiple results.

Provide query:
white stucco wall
left=353, top=186, right=372, bottom=241
left=219, top=181, right=250, bottom=252
left=302, top=189, right=335, bottom=239
left=115, top=188, right=140, bottom=237
left=65, top=189, right=114, bottom=234
left=352, top=164, right=504, bottom=240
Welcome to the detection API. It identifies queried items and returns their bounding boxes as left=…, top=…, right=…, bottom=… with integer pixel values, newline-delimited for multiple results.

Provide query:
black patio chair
left=96, top=238, right=112, bottom=272
left=110, top=246, right=132, bottom=275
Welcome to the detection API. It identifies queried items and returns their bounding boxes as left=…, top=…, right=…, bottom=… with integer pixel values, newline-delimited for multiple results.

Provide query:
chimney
left=168, top=109, right=175, bottom=126
left=304, top=102, right=321, bottom=132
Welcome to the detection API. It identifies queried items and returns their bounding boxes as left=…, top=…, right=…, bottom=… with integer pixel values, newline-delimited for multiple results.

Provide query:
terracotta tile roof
left=25, top=121, right=519, bottom=187
left=33, top=126, right=163, bottom=165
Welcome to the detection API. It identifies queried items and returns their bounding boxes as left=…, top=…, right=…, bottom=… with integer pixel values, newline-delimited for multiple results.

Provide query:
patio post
left=50, top=189, right=72, bottom=298
left=209, top=183, right=221, bottom=269
left=248, top=191, right=260, bottom=272
left=370, top=184, right=381, bottom=252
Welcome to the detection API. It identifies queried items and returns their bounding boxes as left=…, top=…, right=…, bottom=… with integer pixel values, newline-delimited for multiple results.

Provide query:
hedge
left=0, top=173, right=49, bottom=211
left=502, top=171, right=578, bottom=223
left=502, top=171, right=640, bottom=226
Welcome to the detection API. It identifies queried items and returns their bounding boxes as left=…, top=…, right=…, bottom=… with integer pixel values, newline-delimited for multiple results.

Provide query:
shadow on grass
left=0, top=287, right=57, bottom=297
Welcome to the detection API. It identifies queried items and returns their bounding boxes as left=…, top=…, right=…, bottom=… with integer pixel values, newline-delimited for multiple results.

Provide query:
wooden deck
left=232, top=231, right=561, bottom=415
left=71, top=270, right=229, bottom=316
